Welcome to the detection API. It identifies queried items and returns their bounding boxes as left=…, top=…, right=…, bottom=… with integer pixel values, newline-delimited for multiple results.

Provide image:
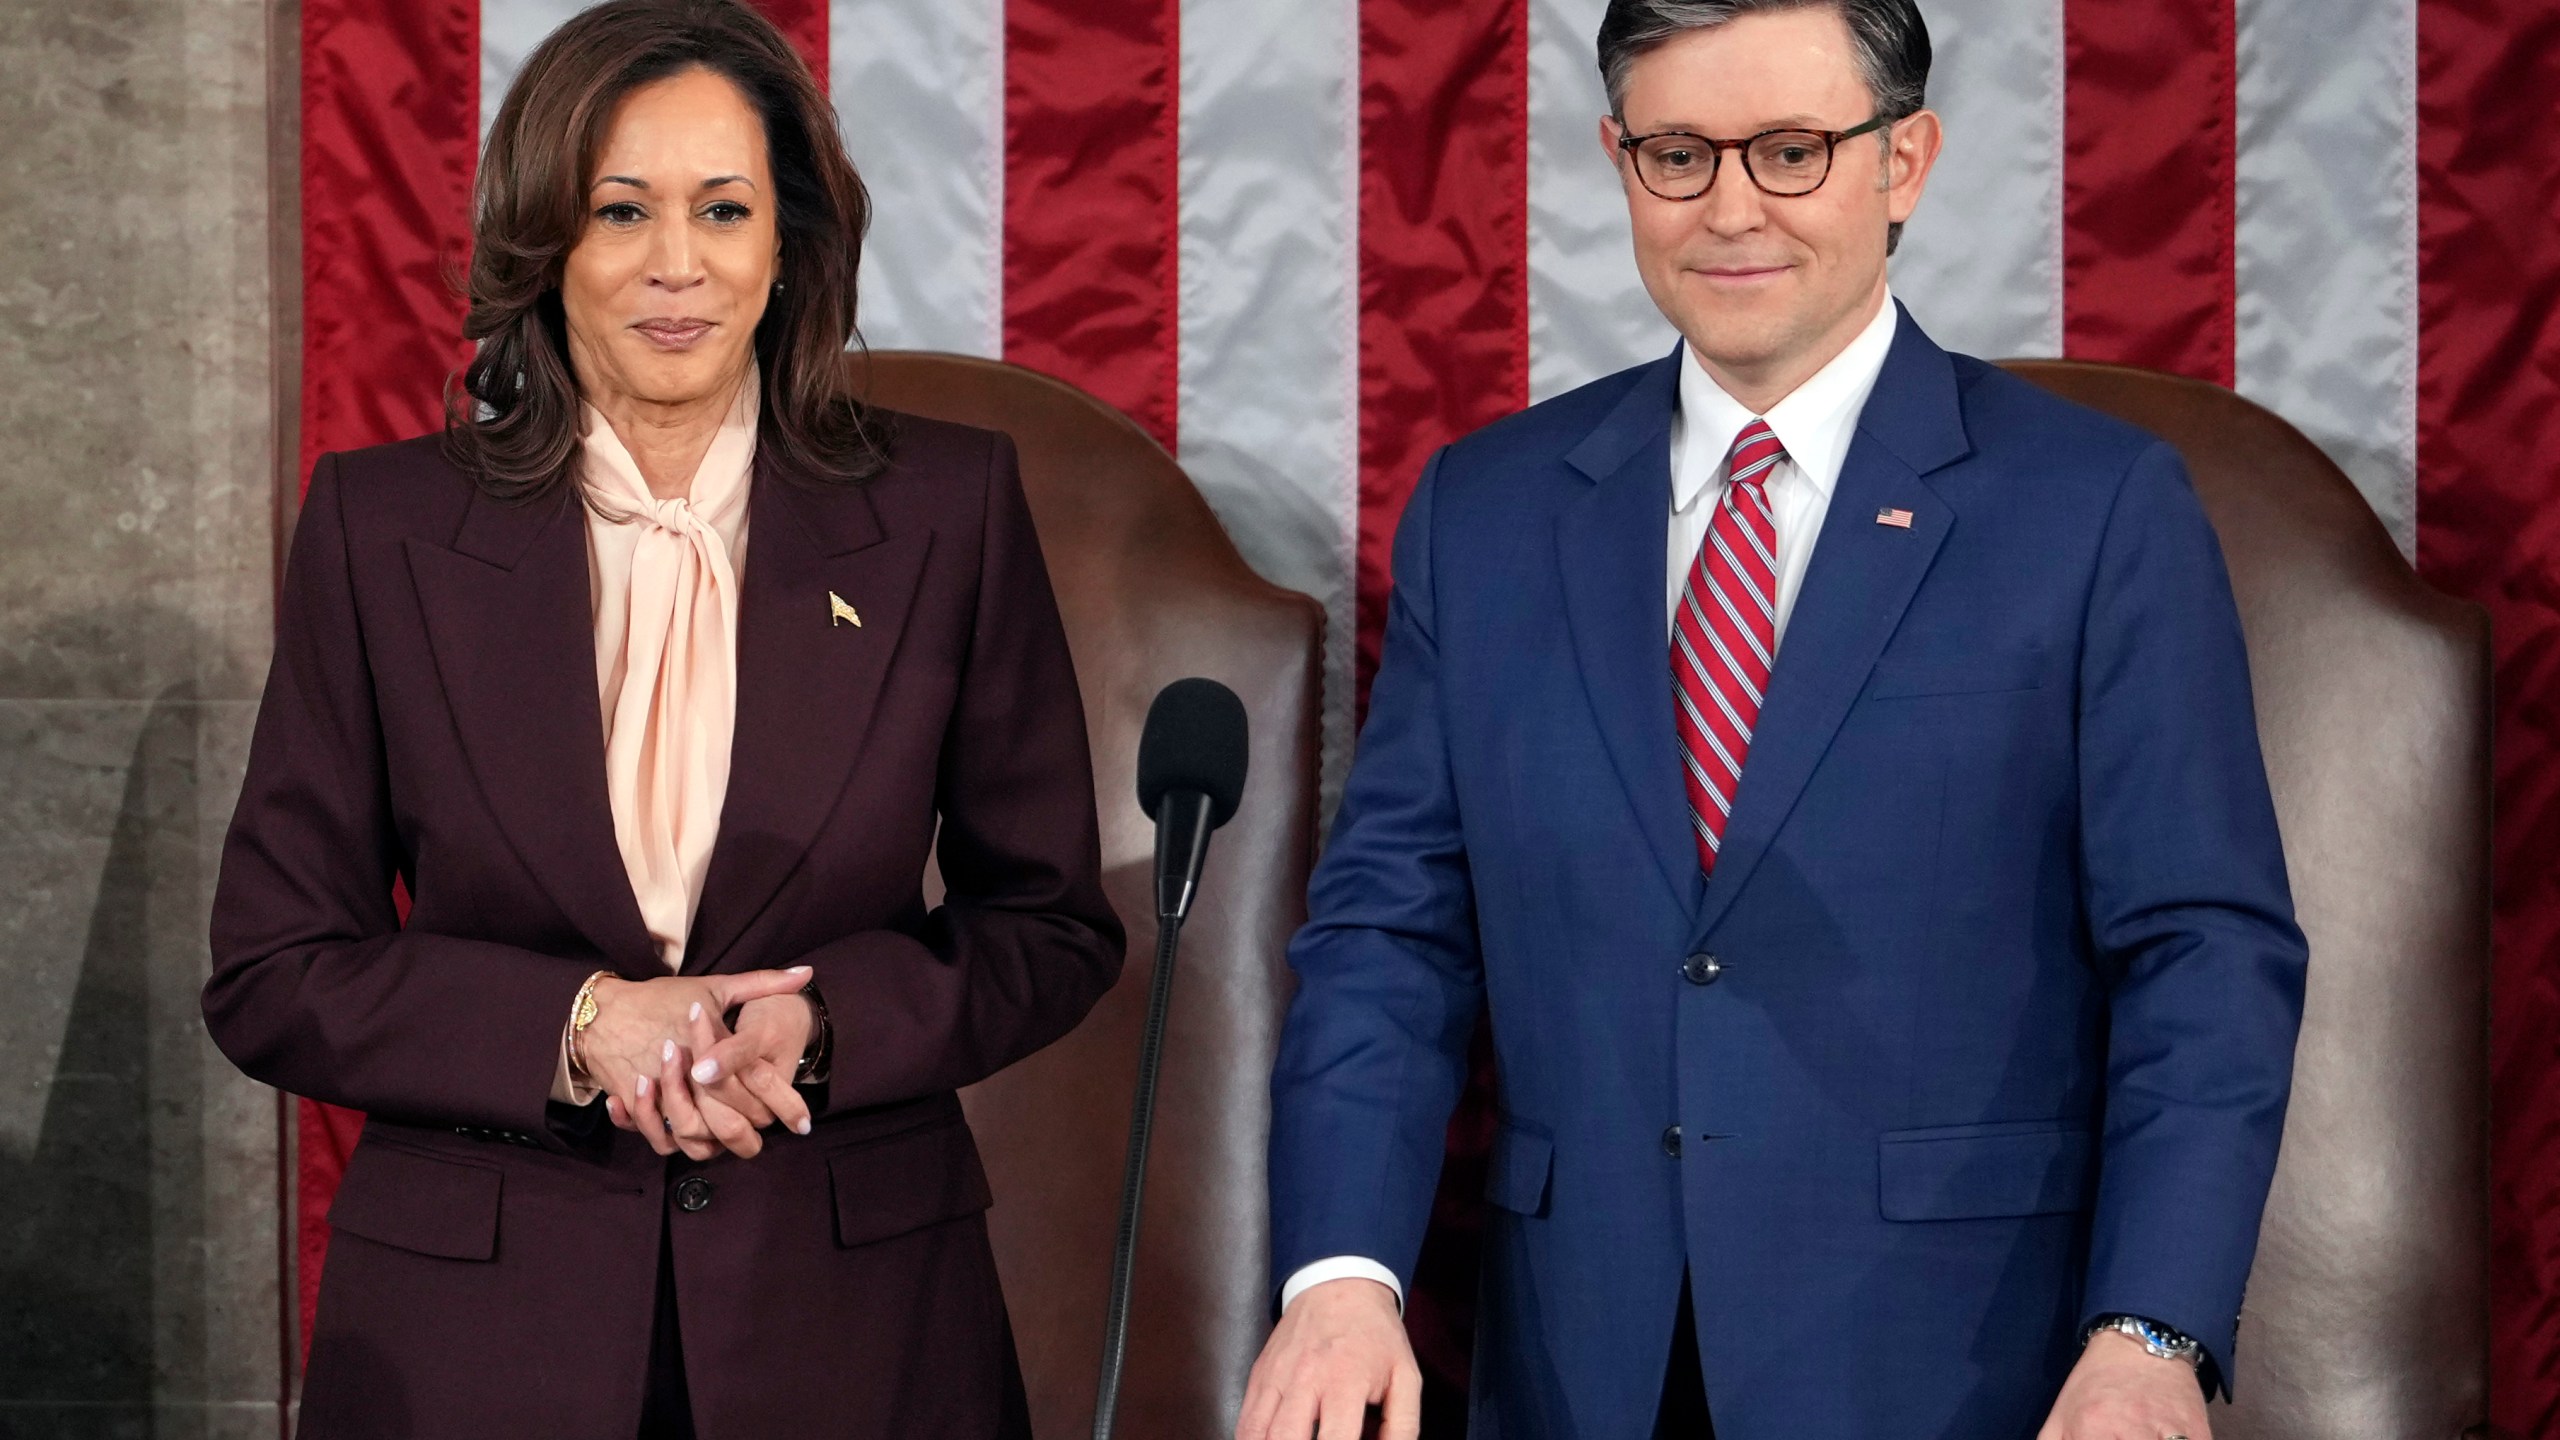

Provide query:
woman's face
left=562, top=66, right=781, bottom=413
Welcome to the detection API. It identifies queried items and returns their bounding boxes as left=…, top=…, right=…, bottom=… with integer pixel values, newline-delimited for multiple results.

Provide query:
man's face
left=1604, top=7, right=1940, bottom=399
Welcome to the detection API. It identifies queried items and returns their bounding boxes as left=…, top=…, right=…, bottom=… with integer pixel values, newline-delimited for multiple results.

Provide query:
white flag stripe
left=1887, top=0, right=2066, bottom=362
left=2234, top=0, right=2420, bottom=556
left=1177, top=0, right=1362, bottom=807
left=833, top=0, right=1004, bottom=358
left=482, top=0, right=592, bottom=139
left=1529, top=0, right=1678, bottom=402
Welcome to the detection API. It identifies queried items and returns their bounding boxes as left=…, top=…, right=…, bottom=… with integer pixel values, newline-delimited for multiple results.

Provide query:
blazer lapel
left=1555, top=352, right=1701, bottom=917
left=682, top=454, right=932, bottom=974
left=405, top=487, right=661, bottom=978
left=1693, top=308, right=1970, bottom=937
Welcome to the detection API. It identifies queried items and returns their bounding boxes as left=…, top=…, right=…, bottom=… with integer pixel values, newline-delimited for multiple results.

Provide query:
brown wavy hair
left=445, top=0, right=893, bottom=500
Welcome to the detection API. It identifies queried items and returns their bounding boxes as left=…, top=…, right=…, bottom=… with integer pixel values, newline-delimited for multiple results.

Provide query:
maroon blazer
left=203, top=414, right=1124, bottom=1438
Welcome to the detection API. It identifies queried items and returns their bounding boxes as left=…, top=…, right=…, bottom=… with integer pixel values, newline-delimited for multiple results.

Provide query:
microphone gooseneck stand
left=1091, top=787, right=1215, bottom=1440
left=1093, top=676, right=1244, bottom=1440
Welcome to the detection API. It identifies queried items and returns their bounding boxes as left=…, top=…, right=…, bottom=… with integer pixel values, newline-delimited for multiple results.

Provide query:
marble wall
left=0, top=0, right=291, bottom=1434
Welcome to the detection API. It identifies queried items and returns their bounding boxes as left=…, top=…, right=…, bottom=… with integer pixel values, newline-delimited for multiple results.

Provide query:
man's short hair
left=1598, top=0, right=1932, bottom=250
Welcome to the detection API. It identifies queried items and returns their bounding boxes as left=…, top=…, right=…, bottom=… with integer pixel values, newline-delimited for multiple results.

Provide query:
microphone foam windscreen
left=1136, top=678, right=1250, bottom=827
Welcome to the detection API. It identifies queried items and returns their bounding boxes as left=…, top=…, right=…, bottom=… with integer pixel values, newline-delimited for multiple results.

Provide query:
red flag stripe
left=1001, top=0, right=1183, bottom=451
left=2415, top=0, right=2560, bottom=1430
left=295, top=0, right=480, bottom=1364
left=2061, top=0, right=2239, bottom=386
left=1354, top=0, right=1531, bottom=701
left=298, top=0, right=477, bottom=492
left=753, top=0, right=828, bottom=91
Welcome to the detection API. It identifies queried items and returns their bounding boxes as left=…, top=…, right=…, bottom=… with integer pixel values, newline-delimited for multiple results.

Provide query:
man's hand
left=1235, top=1278, right=1420, bottom=1440
left=2037, top=1331, right=2212, bottom=1440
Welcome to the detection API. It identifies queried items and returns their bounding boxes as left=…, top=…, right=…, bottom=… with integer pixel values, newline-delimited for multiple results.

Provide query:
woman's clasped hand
left=580, top=967, right=822, bottom=1161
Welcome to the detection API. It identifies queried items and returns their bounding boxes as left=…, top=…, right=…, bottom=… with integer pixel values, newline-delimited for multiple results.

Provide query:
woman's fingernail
left=636, top=1075, right=651, bottom=1097
left=691, top=1058, right=718, bottom=1084
left=790, top=965, right=812, bottom=975
left=662, top=1039, right=676, bottom=1064
left=794, top=1117, right=811, bottom=1135
left=688, top=1002, right=703, bottom=1022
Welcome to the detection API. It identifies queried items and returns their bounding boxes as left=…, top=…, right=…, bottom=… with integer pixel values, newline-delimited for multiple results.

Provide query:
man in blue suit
left=1237, top=2, right=2307, bottom=1438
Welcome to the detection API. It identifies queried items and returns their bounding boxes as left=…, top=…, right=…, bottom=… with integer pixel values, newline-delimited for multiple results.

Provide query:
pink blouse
left=554, top=371, right=759, bottom=1102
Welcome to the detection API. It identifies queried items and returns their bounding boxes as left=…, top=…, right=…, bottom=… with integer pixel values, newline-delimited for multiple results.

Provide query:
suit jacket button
left=1681, top=953, right=1722, bottom=986
left=674, top=1176, right=715, bottom=1213
left=1661, top=1125, right=1683, bottom=1159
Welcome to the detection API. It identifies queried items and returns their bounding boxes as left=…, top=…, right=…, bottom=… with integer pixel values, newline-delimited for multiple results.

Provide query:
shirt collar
left=1671, top=292, right=1900, bottom=512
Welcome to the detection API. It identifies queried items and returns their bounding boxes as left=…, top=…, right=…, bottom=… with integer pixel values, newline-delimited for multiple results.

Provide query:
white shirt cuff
left=1280, top=1257, right=1405, bottom=1314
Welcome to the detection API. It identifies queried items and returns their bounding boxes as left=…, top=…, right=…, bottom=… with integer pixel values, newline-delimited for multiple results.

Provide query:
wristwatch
left=793, top=979, right=832, bottom=1085
left=2085, top=1313, right=2204, bottom=1368
left=565, top=969, right=612, bottom=1086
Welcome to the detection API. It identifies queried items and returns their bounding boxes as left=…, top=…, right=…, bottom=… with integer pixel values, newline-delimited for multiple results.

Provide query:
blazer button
left=1681, top=952, right=1723, bottom=986
left=1661, top=1125, right=1683, bottom=1159
left=674, top=1176, right=715, bottom=1213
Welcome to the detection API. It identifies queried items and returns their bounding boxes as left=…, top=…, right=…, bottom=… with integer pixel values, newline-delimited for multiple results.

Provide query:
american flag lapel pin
left=829, top=591, right=862, bottom=627
left=1876, top=507, right=1915, bottom=529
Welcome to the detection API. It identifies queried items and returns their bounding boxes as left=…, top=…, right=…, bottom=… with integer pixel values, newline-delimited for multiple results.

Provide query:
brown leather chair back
left=2002, top=362, right=2492, bottom=1439
left=852, top=352, right=1323, bottom=1439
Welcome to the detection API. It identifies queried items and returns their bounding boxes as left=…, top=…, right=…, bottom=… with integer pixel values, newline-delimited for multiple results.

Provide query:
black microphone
left=1093, top=678, right=1249, bottom=1440
left=1135, top=677, right=1250, bottom=922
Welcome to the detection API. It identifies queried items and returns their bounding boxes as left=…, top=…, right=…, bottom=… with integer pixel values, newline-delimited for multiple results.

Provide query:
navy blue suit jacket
left=1268, top=310, right=2308, bottom=1438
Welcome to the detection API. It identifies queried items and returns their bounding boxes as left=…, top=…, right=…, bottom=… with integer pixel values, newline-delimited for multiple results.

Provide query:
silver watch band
left=2087, top=1313, right=2204, bottom=1368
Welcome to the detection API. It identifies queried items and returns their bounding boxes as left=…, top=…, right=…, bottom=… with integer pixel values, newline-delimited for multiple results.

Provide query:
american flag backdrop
left=292, top=0, right=2560, bottom=1428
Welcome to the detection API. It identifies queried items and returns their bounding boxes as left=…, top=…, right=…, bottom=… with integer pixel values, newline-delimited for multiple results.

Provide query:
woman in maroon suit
left=202, top=3, right=1122, bottom=1434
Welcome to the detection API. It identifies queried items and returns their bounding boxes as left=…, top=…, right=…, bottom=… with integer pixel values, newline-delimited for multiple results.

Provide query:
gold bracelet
left=566, top=969, right=612, bottom=1084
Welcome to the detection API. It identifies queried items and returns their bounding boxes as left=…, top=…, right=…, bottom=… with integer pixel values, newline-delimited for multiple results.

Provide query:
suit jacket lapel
left=682, top=454, right=932, bottom=974
left=405, top=487, right=662, bottom=978
left=1692, top=308, right=1969, bottom=937
left=1556, top=353, right=1702, bottom=917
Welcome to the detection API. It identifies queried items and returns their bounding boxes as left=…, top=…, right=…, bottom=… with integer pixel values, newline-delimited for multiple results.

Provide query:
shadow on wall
left=0, top=604, right=236, bottom=1438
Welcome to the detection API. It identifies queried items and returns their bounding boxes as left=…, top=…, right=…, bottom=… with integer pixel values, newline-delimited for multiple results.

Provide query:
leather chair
left=851, top=352, right=1324, bottom=1440
left=2002, top=362, right=2492, bottom=1440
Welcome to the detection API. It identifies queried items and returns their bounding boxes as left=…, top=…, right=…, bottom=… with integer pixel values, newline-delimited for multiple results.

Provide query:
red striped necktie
left=1672, top=419, right=1784, bottom=875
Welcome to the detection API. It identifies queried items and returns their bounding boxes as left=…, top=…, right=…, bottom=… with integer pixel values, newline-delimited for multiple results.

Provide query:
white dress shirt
left=1665, top=292, right=1898, bottom=643
left=1278, top=294, right=1903, bottom=1316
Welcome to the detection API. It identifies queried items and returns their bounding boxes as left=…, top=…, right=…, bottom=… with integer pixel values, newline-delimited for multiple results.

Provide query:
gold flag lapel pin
left=829, top=591, right=862, bottom=628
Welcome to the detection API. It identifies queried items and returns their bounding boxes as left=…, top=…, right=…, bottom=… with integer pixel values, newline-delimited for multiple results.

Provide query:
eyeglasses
left=1615, top=115, right=1894, bottom=201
